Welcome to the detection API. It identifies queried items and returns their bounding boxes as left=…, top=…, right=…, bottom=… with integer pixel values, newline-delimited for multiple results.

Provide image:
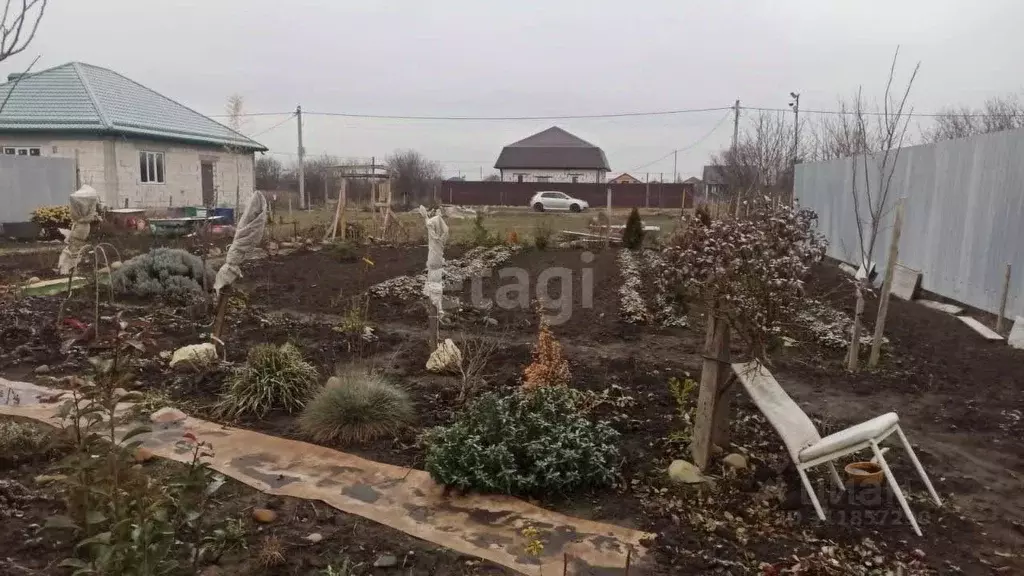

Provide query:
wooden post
left=848, top=284, right=865, bottom=371
left=869, top=198, right=905, bottom=368
left=691, top=306, right=731, bottom=469
left=339, top=181, right=348, bottom=240
left=605, top=187, right=612, bottom=246
left=327, top=179, right=347, bottom=241
left=996, top=263, right=1012, bottom=333
left=212, top=286, right=232, bottom=342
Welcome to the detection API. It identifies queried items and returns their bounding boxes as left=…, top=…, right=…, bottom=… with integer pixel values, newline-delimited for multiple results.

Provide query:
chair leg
left=871, top=440, right=922, bottom=536
left=797, top=466, right=826, bottom=521
left=827, top=462, right=844, bottom=491
left=896, top=426, right=943, bottom=507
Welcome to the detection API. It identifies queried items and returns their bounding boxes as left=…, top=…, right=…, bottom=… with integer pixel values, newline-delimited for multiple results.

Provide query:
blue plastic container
left=211, top=207, right=235, bottom=225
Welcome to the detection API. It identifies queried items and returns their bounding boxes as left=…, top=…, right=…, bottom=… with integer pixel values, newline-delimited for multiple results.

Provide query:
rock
left=109, top=261, right=123, bottom=271
left=150, top=407, right=187, bottom=424
left=483, top=317, right=498, bottom=327
left=27, top=276, right=41, bottom=284
left=373, top=554, right=398, bottom=568
left=668, top=460, right=706, bottom=484
left=426, top=338, right=462, bottom=374
left=1008, top=316, right=1024, bottom=350
left=158, top=350, right=171, bottom=360
left=280, top=241, right=297, bottom=248
left=33, top=365, right=51, bottom=375
left=723, top=453, right=748, bottom=470
left=169, top=343, right=218, bottom=368
left=304, top=532, right=323, bottom=544
left=113, top=387, right=129, bottom=398
left=208, top=247, right=222, bottom=257
left=252, top=508, right=277, bottom=523
left=134, top=447, right=155, bottom=463
left=266, top=241, right=279, bottom=251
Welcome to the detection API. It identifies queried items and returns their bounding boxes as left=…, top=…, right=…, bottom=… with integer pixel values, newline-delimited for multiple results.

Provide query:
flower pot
left=845, top=461, right=884, bottom=486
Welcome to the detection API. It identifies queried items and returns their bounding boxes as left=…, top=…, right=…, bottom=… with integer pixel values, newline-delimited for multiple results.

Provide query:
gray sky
left=6, top=0, right=1024, bottom=179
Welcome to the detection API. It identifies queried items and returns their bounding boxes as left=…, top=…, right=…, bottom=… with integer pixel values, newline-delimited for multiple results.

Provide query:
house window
left=536, top=175, right=551, bottom=183
left=3, top=146, right=40, bottom=156
left=139, top=151, right=165, bottom=183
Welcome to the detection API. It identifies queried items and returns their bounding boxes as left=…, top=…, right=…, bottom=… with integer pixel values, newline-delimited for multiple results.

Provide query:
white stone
left=426, top=339, right=462, bottom=374
left=150, top=407, right=187, bottom=424
left=668, top=460, right=706, bottom=484
left=1008, top=316, right=1024, bottom=350
left=723, top=453, right=748, bottom=470
left=169, top=343, right=218, bottom=368
left=304, top=533, right=323, bottom=544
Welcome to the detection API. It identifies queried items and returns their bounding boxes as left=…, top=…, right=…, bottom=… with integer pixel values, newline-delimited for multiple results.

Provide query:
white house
left=0, top=62, right=266, bottom=209
left=494, top=126, right=610, bottom=184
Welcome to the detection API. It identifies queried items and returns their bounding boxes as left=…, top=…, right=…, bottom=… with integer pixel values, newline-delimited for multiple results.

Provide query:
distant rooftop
left=495, top=126, right=610, bottom=170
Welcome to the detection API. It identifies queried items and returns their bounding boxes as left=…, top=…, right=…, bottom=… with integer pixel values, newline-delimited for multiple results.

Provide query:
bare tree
left=483, top=173, right=501, bottom=182
left=926, top=94, right=1024, bottom=143
left=255, top=155, right=283, bottom=190
left=1, top=0, right=46, bottom=63
left=845, top=49, right=920, bottom=371
left=807, top=96, right=877, bottom=162
left=711, top=110, right=795, bottom=211
left=386, top=149, right=443, bottom=208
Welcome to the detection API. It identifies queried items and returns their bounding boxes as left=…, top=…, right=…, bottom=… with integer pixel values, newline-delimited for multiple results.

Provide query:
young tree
left=711, top=111, right=796, bottom=212
left=1, top=0, right=47, bottom=63
left=255, top=156, right=283, bottom=190
left=844, top=50, right=919, bottom=371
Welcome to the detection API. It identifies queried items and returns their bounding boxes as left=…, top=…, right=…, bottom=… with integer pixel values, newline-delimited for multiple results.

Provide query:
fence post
left=692, top=306, right=731, bottom=469
left=869, top=198, right=905, bottom=368
left=605, top=187, right=612, bottom=246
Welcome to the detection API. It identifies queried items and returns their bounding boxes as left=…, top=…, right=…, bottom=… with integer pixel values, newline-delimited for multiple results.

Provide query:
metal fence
left=795, top=127, right=1024, bottom=318
left=0, top=156, right=76, bottom=224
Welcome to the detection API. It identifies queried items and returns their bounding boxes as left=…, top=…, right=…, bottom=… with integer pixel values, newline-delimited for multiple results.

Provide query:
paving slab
left=957, top=316, right=1004, bottom=341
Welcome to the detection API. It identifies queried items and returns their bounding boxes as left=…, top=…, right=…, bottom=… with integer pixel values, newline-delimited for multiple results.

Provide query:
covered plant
left=621, top=207, right=645, bottom=249
left=422, top=385, right=620, bottom=495
left=522, top=315, right=570, bottom=389
left=661, top=200, right=827, bottom=359
left=111, top=248, right=216, bottom=303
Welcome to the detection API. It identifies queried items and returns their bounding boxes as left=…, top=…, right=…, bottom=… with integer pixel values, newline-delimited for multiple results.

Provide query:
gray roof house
left=494, top=126, right=610, bottom=184
left=0, top=62, right=266, bottom=211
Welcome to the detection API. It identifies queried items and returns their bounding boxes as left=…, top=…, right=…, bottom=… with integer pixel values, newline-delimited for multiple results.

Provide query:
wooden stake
left=624, top=547, right=632, bottom=576
left=562, top=552, right=568, bottom=576
left=869, top=198, right=905, bottom=368
left=996, top=263, right=1012, bottom=333
left=212, top=286, right=232, bottom=341
left=339, top=181, right=348, bottom=240
left=327, top=179, right=347, bottom=241
left=605, top=187, right=612, bottom=246
left=848, top=284, right=864, bottom=371
left=691, top=307, right=731, bottom=469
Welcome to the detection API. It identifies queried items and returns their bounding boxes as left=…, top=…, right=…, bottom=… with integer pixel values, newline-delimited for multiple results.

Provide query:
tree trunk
left=847, top=282, right=865, bottom=371
left=691, top=307, right=732, bottom=469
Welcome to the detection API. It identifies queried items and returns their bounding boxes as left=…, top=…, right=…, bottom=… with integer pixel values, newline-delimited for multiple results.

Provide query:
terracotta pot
left=845, top=461, right=884, bottom=486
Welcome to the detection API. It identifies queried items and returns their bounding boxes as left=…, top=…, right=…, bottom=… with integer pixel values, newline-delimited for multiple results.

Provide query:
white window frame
left=139, top=151, right=165, bottom=184
left=535, top=175, right=551, bottom=183
left=2, top=146, right=40, bottom=156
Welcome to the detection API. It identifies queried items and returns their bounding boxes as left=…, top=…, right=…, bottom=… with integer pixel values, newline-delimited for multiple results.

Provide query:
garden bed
left=0, top=243, right=1022, bottom=575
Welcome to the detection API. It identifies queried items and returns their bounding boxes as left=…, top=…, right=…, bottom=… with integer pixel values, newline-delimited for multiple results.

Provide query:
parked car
left=529, top=191, right=589, bottom=213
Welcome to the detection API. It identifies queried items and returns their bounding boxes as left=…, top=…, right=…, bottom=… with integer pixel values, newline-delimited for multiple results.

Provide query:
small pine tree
left=622, top=207, right=645, bottom=249
left=523, top=313, right=571, bottom=390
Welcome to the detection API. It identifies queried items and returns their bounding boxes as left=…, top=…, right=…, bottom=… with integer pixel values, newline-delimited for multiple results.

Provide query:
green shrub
left=423, top=386, right=620, bottom=495
left=326, top=239, right=360, bottom=262
left=0, top=419, right=53, bottom=463
left=533, top=220, right=554, bottom=250
left=111, top=247, right=215, bottom=303
left=31, top=205, right=72, bottom=240
left=299, top=370, right=414, bottom=444
left=622, top=207, right=645, bottom=249
left=471, top=212, right=498, bottom=247
left=216, top=343, right=320, bottom=419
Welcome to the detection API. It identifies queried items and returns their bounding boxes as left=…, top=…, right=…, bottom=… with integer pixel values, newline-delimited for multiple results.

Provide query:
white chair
left=731, top=360, right=942, bottom=536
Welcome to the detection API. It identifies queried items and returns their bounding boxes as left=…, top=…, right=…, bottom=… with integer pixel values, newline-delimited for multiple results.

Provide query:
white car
left=529, top=191, right=589, bottom=213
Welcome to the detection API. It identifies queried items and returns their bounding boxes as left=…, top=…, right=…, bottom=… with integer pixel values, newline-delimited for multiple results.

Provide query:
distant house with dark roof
left=494, top=126, right=610, bottom=184
left=0, top=62, right=266, bottom=209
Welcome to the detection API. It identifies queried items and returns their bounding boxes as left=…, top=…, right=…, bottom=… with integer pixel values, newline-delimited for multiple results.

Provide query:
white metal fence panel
left=795, top=127, right=1024, bottom=319
left=0, top=156, right=76, bottom=223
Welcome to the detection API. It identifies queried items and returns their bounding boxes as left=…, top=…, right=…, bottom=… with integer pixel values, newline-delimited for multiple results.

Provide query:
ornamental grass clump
left=423, top=385, right=620, bottom=495
left=522, top=315, right=570, bottom=390
left=298, top=370, right=414, bottom=444
left=216, top=343, right=319, bottom=419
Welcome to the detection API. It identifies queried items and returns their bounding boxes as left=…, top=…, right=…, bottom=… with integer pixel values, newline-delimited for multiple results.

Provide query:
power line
left=741, top=105, right=999, bottom=118
left=248, top=113, right=296, bottom=138
left=208, top=111, right=293, bottom=118
left=302, top=106, right=732, bottom=121
left=627, top=111, right=733, bottom=173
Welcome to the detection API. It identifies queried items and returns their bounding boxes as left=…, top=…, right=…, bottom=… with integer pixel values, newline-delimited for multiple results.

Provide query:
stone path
left=0, top=378, right=651, bottom=576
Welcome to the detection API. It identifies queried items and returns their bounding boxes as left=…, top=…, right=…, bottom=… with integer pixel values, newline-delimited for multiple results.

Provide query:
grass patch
left=216, top=343, right=320, bottom=419
left=298, top=370, right=414, bottom=444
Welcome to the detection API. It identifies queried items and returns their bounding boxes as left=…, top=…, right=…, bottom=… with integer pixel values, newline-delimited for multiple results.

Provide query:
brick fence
left=438, top=181, right=694, bottom=209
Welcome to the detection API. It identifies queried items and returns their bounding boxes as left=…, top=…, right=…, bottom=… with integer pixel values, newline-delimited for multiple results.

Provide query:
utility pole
left=732, top=99, right=740, bottom=150
left=673, top=149, right=678, bottom=183
left=296, top=105, right=306, bottom=210
left=789, top=92, right=800, bottom=161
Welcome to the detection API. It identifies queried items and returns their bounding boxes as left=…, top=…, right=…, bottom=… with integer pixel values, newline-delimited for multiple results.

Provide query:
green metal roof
left=0, top=62, right=266, bottom=151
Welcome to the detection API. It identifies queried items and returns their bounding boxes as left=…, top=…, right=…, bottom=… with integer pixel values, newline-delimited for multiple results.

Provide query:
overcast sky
left=6, top=0, right=1024, bottom=179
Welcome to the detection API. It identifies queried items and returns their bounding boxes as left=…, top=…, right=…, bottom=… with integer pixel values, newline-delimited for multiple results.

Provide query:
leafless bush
left=455, top=331, right=503, bottom=401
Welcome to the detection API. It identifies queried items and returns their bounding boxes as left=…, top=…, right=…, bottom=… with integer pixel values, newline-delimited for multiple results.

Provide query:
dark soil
left=1, top=245, right=1022, bottom=575
left=0, top=419, right=511, bottom=575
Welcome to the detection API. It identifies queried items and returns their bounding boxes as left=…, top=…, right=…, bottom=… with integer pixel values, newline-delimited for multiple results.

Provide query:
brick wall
left=438, top=180, right=694, bottom=209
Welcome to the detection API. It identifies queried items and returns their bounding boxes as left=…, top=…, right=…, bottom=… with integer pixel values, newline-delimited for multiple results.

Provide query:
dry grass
left=256, top=535, right=286, bottom=568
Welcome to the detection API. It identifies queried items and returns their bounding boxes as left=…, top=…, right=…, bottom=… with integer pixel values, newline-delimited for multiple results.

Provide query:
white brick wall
left=500, top=168, right=606, bottom=184
left=0, top=134, right=255, bottom=209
